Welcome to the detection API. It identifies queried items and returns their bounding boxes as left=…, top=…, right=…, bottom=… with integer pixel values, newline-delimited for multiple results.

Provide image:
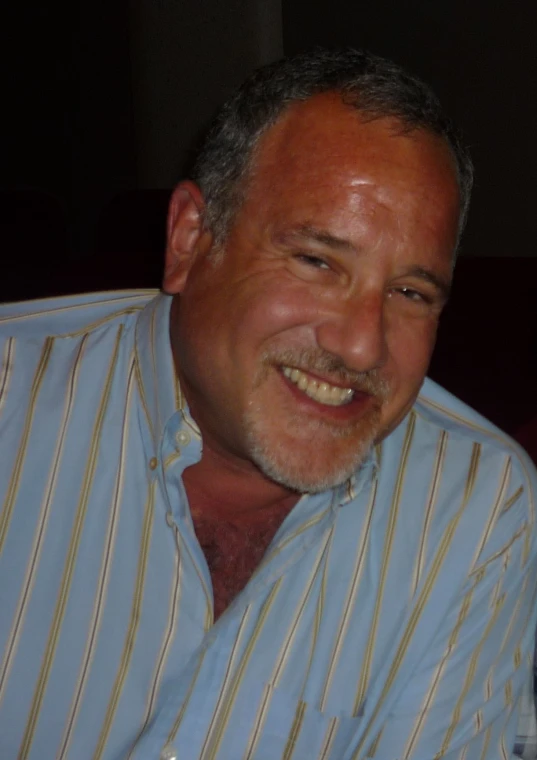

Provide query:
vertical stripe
left=365, top=727, right=383, bottom=758
left=319, top=478, right=377, bottom=712
left=164, top=649, right=208, bottom=747
left=478, top=725, right=492, bottom=760
left=439, top=589, right=507, bottom=754
left=411, top=429, right=448, bottom=595
left=0, top=337, right=54, bottom=555
left=0, top=336, right=15, bottom=419
left=57, top=356, right=137, bottom=759
left=350, top=442, right=482, bottom=759
left=18, top=328, right=123, bottom=760
left=403, top=451, right=511, bottom=757
left=128, top=518, right=184, bottom=751
left=242, top=682, right=274, bottom=760
left=281, top=700, right=306, bottom=760
left=0, top=335, right=88, bottom=705
left=202, top=583, right=283, bottom=760
left=468, top=457, right=511, bottom=572
left=353, top=412, right=417, bottom=714
left=272, top=526, right=334, bottom=689
left=198, top=606, right=255, bottom=760
left=401, top=575, right=481, bottom=758
left=133, top=353, right=155, bottom=444
left=318, top=715, right=339, bottom=759
left=92, top=479, right=157, bottom=760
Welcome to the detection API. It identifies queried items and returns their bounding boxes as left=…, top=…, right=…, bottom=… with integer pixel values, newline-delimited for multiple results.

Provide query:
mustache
left=263, top=348, right=391, bottom=399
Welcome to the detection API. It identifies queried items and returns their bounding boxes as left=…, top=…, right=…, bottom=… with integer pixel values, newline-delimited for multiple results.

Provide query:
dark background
left=3, top=0, right=537, bottom=434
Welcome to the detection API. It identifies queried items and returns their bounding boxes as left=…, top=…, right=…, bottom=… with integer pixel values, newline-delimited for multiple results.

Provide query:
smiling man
left=0, top=49, right=536, bottom=760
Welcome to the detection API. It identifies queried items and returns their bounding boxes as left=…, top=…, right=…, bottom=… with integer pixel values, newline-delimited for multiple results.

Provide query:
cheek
left=233, top=281, right=322, bottom=343
left=387, top=318, right=439, bottom=384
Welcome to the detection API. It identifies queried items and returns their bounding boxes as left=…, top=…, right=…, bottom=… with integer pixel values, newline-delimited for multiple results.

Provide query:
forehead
left=245, top=92, right=460, bottom=228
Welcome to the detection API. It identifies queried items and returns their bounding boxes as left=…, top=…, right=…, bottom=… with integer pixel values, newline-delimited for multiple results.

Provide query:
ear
left=162, top=181, right=212, bottom=294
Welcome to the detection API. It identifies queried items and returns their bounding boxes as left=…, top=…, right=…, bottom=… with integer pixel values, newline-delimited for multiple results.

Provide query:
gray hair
left=192, top=47, right=473, bottom=247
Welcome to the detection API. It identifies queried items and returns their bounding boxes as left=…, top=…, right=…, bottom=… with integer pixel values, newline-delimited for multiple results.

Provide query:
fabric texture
left=0, top=290, right=536, bottom=760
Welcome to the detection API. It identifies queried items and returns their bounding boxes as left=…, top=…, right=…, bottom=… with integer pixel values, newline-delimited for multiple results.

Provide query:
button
left=160, top=744, right=178, bottom=760
left=175, top=429, right=191, bottom=449
left=149, top=457, right=158, bottom=471
left=165, top=511, right=175, bottom=528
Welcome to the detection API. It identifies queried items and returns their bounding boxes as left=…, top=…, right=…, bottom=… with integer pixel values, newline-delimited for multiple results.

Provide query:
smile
left=282, top=366, right=354, bottom=406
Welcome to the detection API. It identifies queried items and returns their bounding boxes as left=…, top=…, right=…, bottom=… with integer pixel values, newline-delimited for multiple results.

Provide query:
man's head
left=163, top=49, right=468, bottom=494
left=191, top=47, right=473, bottom=249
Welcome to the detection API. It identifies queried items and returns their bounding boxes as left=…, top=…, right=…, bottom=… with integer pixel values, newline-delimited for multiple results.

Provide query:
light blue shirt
left=0, top=290, right=536, bottom=760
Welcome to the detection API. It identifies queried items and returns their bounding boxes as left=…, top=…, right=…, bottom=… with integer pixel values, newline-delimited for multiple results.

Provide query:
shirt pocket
left=225, top=681, right=365, bottom=760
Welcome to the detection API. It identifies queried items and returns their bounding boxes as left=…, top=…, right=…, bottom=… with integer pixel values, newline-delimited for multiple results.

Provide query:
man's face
left=166, top=93, right=460, bottom=493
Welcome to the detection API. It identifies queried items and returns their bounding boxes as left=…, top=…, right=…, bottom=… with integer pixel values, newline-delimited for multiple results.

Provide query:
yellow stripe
left=129, top=520, right=184, bottom=753
left=282, top=700, right=307, bottom=760
left=319, top=477, right=377, bottom=711
left=0, top=291, right=153, bottom=325
left=149, top=304, right=162, bottom=432
left=92, top=479, right=156, bottom=760
left=501, top=485, right=523, bottom=515
left=350, top=442, right=482, bottom=759
left=198, top=605, right=255, bottom=759
left=134, top=349, right=155, bottom=443
left=0, top=335, right=88, bottom=704
left=499, top=727, right=509, bottom=760
left=467, top=457, right=511, bottom=572
left=411, top=430, right=448, bottom=595
left=257, top=502, right=333, bottom=570
left=303, top=525, right=332, bottom=700
left=365, top=727, right=383, bottom=758
left=0, top=337, right=54, bottom=555
left=401, top=577, right=480, bottom=758
left=203, top=583, right=283, bottom=760
left=57, top=356, right=137, bottom=759
left=243, top=682, right=275, bottom=760
left=353, top=412, right=416, bottom=714
left=18, top=328, right=124, bottom=760
left=319, top=716, right=340, bottom=759
left=174, top=528, right=213, bottom=629
left=439, top=590, right=506, bottom=754
left=272, top=526, right=335, bottom=689
left=404, top=454, right=519, bottom=756
left=478, top=725, right=492, bottom=760
left=165, top=649, right=208, bottom=747
left=468, top=522, right=527, bottom=578
left=0, top=336, right=15, bottom=419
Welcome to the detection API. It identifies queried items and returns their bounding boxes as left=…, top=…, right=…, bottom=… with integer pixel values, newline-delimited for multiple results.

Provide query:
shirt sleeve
left=369, top=452, right=537, bottom=760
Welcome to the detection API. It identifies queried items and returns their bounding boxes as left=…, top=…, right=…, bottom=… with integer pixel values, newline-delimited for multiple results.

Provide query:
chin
left=245, top=412, right=381, bottom=494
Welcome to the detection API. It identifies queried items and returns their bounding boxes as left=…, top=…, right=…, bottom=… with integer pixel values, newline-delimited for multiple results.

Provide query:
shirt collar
left=335, top=443, right=380, bottom=506
left=134, top=292, right=187, bottom=449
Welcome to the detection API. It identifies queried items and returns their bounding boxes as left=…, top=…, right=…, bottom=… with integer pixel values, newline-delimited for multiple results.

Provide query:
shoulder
left=415, top=377, right=536, bottom=472
left=0, top=290, right=161, bottom=424
left=411, top=378, right=537, bottom=540
left=0, top=289, right=158, bottom=340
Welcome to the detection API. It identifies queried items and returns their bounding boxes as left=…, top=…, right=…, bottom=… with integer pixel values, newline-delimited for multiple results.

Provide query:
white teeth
left=282, top=366, right=354, bottom=406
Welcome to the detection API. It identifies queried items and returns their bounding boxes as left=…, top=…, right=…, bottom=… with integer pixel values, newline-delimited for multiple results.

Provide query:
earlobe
left=162, top=181, right=211, bottom=294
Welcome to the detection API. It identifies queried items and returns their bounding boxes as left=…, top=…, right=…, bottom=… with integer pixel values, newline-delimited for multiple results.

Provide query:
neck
left=182, top=445, right=301, bottom=524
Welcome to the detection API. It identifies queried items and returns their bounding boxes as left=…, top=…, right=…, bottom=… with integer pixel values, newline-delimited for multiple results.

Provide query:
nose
left=315, top=291, right=388, bottom=373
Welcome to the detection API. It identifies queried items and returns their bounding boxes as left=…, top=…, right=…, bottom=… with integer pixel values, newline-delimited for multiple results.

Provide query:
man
left=0, top=49, right=536, bottom=760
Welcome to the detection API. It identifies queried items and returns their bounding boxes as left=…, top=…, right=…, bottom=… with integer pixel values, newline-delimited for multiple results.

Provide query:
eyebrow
left=280, top=224, right=356, bottom=252
left=280, top=225, right=452, bottom=300
left=406, top=266, right=452, bottom=301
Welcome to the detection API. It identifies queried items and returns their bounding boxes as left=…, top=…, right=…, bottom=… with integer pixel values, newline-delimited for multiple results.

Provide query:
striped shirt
left=0, top=290, right=536, bottom=760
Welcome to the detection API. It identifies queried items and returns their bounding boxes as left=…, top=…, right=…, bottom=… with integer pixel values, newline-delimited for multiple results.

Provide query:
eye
left=394, top=287, right=432, bottom=305
left=295, top=253, right=331, bottom=270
